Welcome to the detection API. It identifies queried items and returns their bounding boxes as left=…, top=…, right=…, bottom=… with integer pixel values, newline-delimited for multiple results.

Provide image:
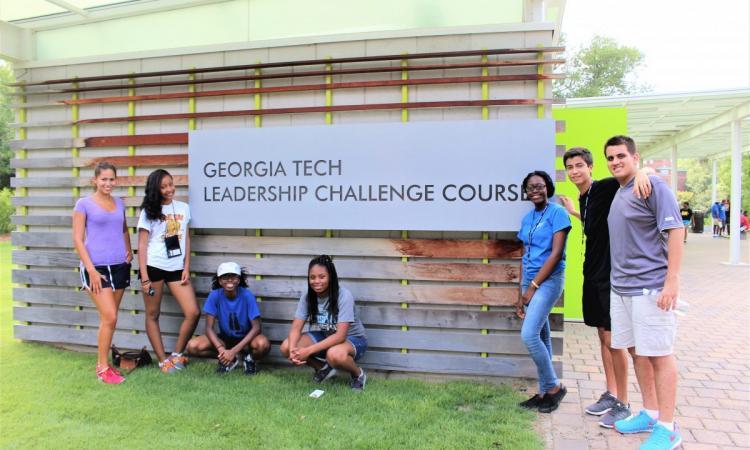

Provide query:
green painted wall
left=552, top=107, right=628, bottom=320
left=35, top=0, right=522, bottom=61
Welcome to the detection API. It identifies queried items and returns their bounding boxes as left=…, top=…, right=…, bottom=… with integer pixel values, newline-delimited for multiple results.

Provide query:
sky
left=561, top=0, right=750, bottom=94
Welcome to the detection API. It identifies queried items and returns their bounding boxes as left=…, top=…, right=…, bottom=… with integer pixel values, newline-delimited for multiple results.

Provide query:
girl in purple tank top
left=72, top=162, right=132, bottom=385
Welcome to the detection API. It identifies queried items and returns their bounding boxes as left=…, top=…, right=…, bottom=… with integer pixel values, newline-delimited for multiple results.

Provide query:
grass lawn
left=0, top=240, right=542, bottom=449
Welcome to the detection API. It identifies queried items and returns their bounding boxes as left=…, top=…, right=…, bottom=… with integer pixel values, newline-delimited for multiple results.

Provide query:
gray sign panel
left=188, top=120, right=555, bottom=231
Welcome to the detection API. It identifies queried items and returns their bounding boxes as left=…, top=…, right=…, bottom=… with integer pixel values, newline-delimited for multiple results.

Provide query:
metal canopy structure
left=558, top=88, right=750, bottom=265
left=560, top=88, right=750, bottom=159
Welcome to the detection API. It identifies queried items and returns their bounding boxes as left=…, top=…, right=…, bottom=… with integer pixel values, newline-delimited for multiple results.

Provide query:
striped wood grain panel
left=13, top=287, right=562, bottom=331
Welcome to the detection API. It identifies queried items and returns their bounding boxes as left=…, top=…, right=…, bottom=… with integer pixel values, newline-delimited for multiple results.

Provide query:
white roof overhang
left=558, top=88, right=750, bottom=160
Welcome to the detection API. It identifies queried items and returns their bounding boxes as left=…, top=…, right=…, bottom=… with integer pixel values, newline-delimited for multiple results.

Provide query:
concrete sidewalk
left=539, top=233, right=750, bottom=450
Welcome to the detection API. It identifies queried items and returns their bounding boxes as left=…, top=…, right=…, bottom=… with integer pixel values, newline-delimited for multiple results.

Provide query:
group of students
left=73, top=165, right=368, bottom=391
left=518, top=135, right=684, bottom=450
left=73, top=134, right=683, bottom=449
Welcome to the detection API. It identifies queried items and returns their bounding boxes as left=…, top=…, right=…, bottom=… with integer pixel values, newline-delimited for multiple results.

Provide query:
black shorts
left=144, top=265, right=183, bottom=283
left=80, top=262, right=131, bottom=290
left=582, top=279, right=612, bottom=331
left=218, top=334, right=246, bottom=349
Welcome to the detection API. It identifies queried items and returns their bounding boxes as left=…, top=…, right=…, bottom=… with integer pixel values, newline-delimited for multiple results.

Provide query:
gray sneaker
left=599, top=401, right=632, bottom=429
left=585, top=391, right=619, bottom=416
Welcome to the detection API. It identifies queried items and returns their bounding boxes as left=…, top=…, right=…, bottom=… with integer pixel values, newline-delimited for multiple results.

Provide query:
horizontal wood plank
left=13, top=268, right=522, bottom=306
left=12, top=232, right=523, bottom=259
left=60, top=73, right=564, bottom=106
left=13, top=306, right=560, bottom=355
left=74, top=99, right=556, bottom=126
left=15, top=250, right=520, bottom=283
left=14, top=324, right=557, bottom=377
left=11, top=46, right=564, bottom=87
left=11, top=175, right=188, bottom=188
left=19, top=61, right=564, bottom=95
left=14, top=288, right=563, bottom=331
left=11, top=196, right=186, bottom=207
left=12, top=153, right=187, bottom=169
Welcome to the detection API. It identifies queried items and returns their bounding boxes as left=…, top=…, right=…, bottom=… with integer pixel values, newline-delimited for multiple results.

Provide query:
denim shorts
left=307, top=331, right=368, bottom=362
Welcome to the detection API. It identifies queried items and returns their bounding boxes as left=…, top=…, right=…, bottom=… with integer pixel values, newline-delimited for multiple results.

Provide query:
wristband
left=531, top=280, right=540, bottom=289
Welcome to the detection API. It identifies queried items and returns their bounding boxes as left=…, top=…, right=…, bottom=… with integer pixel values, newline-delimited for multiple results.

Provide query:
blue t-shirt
left=517, top=201, right=571, bottom=280
left=711, top=202, right=725, bottom=220
left=202, top=287, right=261, bottom=339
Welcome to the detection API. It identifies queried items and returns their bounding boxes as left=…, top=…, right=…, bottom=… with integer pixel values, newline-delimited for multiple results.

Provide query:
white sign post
left=188, top=120, right=555, bottom=231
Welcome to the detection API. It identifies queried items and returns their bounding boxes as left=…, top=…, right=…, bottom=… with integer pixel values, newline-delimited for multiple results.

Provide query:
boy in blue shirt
left=186, top=262, right=270, bottom=374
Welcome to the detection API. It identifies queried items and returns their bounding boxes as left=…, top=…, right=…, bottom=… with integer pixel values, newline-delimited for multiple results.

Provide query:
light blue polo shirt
left=517, top=201, right=571, bottom=280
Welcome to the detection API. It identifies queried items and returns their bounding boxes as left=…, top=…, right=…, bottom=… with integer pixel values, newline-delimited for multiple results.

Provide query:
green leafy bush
left=0, top=188, right=14, bottom=233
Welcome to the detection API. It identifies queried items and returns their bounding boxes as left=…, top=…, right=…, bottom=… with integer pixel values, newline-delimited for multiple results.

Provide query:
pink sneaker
left=97, top=364, right=125, bottom=385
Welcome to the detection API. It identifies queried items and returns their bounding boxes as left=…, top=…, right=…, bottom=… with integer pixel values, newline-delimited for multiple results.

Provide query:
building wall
left=11, top=27, right=563, bottom=378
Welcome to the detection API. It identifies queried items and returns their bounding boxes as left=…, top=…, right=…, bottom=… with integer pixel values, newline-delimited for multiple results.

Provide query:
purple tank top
left=74, top=196, right=128, bottom=266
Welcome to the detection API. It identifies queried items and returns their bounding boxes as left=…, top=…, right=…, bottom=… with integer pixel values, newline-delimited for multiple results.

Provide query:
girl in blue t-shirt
left=516, top=170, right=571, bottom=414
left=186, top=262, right=270, bottom=374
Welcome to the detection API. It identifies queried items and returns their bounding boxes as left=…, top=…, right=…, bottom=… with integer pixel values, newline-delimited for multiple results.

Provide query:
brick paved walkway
left=537, top=233, right=750, bottom=449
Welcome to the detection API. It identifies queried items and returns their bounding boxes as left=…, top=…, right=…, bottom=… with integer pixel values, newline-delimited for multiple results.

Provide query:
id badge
left=165, top=234, right=182, bottom=259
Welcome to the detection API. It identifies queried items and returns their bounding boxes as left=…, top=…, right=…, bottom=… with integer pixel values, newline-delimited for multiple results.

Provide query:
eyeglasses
left=219, top=274, right=240, bottom=281
left=525, top=184, right=546, bottom=193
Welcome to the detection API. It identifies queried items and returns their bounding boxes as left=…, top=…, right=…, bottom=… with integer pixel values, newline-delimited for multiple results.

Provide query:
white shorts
left=610, top=290, right=677, bottom=357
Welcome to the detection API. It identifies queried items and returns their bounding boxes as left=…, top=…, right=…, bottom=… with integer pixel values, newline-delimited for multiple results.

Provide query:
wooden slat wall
left=10, top=28, right=564, bottom=379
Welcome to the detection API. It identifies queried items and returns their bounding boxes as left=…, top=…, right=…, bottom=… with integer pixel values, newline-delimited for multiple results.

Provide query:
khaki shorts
left=610, top=289, right=677, bottom=357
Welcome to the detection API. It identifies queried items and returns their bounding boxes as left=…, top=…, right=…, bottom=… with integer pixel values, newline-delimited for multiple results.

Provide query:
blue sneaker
left=614, top=410, right=656, bottom=434
left=639, top=424, right=682, bottom=450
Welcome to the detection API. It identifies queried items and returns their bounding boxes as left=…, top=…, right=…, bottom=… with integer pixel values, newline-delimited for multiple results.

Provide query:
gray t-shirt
left=293, top=286, right=367, bottom=339
left=608, top=175, right=682, bottom=295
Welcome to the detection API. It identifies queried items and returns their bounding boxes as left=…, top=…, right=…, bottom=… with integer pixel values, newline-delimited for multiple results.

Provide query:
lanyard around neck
left=527, top=203, right=549, bottom=251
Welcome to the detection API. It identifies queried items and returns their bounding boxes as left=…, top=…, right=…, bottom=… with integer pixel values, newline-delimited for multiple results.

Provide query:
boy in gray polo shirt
left=605, top=136, right=683, bottom=450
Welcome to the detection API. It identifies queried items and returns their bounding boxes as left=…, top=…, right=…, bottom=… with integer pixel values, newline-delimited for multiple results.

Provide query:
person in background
left=679, top=202, right=693, bottom=243
left=739, top=210, right=749, bottom=234
left=724, top=199, right=731, bottom=235
left=710, top=201, right=724, bottom=237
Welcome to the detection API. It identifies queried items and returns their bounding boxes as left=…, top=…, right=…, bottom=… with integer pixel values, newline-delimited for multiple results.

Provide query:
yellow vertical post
left=399, top=56, right=411, bottom=353
left=16, top=95, right=27, bottom=227
left=254, top=65, right=262, bottom=128
left=71, top=82, right=80, bottom=198
left=17, top=92, right=29, bottom=305
left=325, top=60, right=333, bottom=125
left=252, top=66, right=263, bottom=296
left=325, top=59, right=333, bottom=237
left=127, top=76, right=139, bottom=326
left=187, top=71, right=198, bottom=293
left=127, top=76, right=137, bottom=220
left=71, top=83, right=83, bottom=317
left=401, top=56, right=409, bottom=122
left=537, top=49, right=545, bottom=119
left=481, top=54, right=489, bottom=120
left=480, top=55, right=491, bottom=357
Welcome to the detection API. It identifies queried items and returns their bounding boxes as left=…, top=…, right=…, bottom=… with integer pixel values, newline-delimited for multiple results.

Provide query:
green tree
left=555, top=35, right=650, bottom=98
left=681, top=159, right=713, bottom=212
left=0, top=62, right=15, bottom=188
left=717, top=154, right=750, bottom=214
